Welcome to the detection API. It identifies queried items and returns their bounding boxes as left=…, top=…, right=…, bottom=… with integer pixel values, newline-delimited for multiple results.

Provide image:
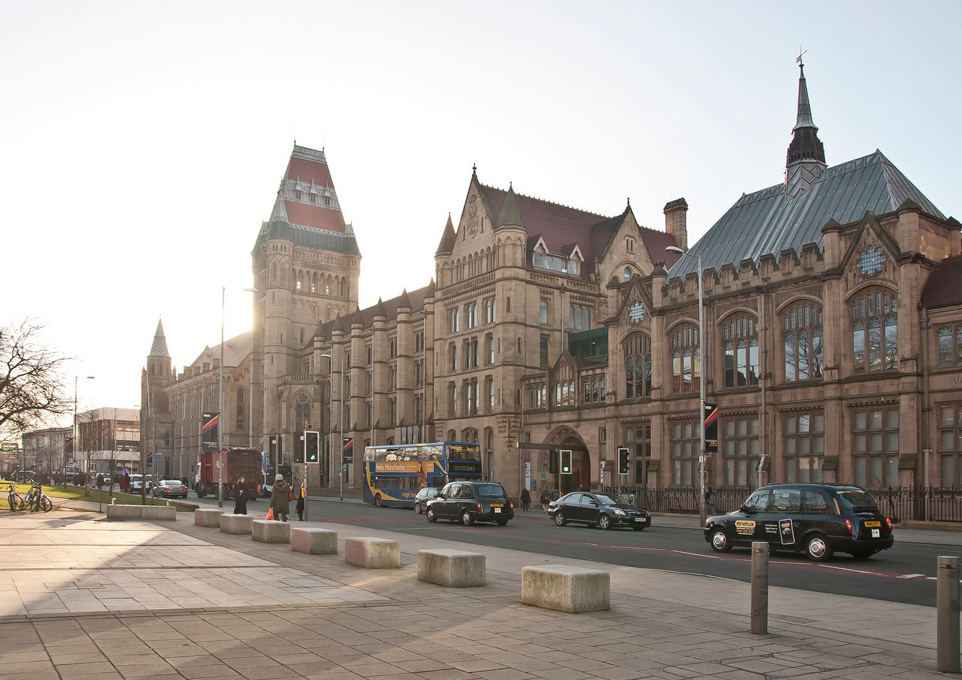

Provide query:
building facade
left=144, top=64, right=962, bottom=506
left=76, top=407, right=140, bottom=474
left=21, top=427, right=71, bottom=478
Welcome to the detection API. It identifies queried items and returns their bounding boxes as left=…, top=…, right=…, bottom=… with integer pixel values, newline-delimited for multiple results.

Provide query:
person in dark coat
left=520, top=488, right=531, bottom=512
left=269, top=474, right=290, bottom=522
left=540, top=487, right=551, bottom=514
left=233, top=477, right=249, bottom=515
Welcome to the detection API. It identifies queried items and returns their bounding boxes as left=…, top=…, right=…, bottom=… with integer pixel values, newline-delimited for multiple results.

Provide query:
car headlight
left=613, top=509, right=625, bottom=516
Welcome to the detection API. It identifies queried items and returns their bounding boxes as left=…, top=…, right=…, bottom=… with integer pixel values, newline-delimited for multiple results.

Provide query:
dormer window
left=296, top=190, right=302, bottom=200
left=310, top=194, right=316, bottom=204
left=568, top=259, right=580, bottom=276
left=533, top=241, right=581, bottom=277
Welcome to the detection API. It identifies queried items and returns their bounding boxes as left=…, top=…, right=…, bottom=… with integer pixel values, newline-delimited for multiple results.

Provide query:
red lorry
left=194, top=447, right=262, bottom=499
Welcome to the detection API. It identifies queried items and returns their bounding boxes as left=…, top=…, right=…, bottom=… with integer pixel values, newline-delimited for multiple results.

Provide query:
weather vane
left=796, top=46, right=807, bottom=66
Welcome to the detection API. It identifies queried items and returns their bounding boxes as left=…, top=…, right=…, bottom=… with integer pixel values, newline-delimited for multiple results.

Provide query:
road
left=191, top=493, right=960, bottom=607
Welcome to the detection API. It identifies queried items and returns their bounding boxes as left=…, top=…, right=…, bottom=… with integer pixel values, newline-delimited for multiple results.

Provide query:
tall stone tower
left=141, top=319, right=172, bottom=473
left=250, top=145, right=361, bottom=455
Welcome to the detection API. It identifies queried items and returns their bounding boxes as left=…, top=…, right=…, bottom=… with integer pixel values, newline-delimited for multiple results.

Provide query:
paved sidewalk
left=0, top=509, right=953, bottom=679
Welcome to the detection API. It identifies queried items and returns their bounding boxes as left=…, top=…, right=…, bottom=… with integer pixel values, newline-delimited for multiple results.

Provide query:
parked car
left=548, top=492, right=652, bottom=530
left=152, top=480, right=188, bottom=499
left=426, top=481, right=514, bottom=526
left=413, top=487, right=439, bottom=514
left=129, top=474, right=153, bottom=493
left=704, top=483, right=894, bottom=561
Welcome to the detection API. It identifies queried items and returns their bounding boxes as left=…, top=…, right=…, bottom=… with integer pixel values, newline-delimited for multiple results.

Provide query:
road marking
left=819, top=564, right=876, bottom=575
left=672, top=550, right=722, bottom=560
left=928, top=577, right=937, bottom=581
left=897, top=573, right=925, bottom=579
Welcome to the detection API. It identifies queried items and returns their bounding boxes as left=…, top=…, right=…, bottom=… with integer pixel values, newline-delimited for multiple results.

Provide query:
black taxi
left=425, top=481, right=514, bottom=526
left=704, top=484, right=894, bottom=561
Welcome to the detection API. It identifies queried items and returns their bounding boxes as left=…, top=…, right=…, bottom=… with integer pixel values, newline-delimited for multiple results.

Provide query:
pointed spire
left=271, top=182, right=289, bottom=223
left=426, top=278, right=436, bottom=297
left=351, top=306, right=365, bottom=327
left=793, top=60, right=816, bottom=131
left=496, top=185, right=524, bottom=229
left=149, top=319, right=170, bottom=358
left=397, top=288, right=411, bottom=309
left=435, top=213, right=457, bottom=255
left=373, top=297, right=387, bottom=319
left=332, top=313, right=344, bottom=333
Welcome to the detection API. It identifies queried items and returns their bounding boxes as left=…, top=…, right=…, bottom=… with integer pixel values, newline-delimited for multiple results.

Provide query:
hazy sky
left=2, top=0, right=960, bottom=417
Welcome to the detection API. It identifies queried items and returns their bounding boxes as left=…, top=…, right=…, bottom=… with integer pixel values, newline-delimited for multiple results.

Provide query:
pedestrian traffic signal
left=305, top=431, right=320, bottom=464
left=560, top=449, right=572, bottom=475
left=548, top=450, right=558, bottom=474
left=618, top=447, right=630, bottom=474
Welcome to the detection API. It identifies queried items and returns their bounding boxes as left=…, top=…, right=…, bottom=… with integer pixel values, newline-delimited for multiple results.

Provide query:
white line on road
left=897, top=573, right=926, bottom=579
left=672, top=550, right=722, bottom=559
left=819, top=564, right=876, bottom=575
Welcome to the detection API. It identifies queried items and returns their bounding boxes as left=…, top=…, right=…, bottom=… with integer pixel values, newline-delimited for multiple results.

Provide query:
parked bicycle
left=6, top=483, right=26, bottom=511
left=25, top=484, right=52, bottom=513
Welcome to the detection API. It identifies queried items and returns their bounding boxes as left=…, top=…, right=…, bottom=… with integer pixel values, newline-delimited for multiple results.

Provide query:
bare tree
left=0, top=321, right=69, bottom=438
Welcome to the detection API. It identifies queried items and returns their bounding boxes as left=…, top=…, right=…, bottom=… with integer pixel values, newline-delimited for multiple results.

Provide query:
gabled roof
left=669, top=150, right=944, bottom=280
left=480, top=185, right=677, bottom=275
left=189, top=331, right=253, bottom=370
left=921, top=255, right=962, bottom=309
left=149, top=319, right=170, bottom=358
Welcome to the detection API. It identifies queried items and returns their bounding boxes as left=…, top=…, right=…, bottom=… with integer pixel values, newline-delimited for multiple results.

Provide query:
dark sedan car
left=548, top=492, right=651, bottom=530
left=152, top=480, right=188, bottom=499
left=413, top=486, right=439, bottom=514
left=704, top=483, right=894, bottom=561
left=426, top=481, right=514, bottom=526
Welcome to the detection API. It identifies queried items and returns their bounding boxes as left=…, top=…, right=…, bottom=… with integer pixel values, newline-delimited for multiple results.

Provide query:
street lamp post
left=218, top=287, right=258, bottom=509
left=667, top=246, right=707, bottom=523
left=73, top=376, right=95, bottom=489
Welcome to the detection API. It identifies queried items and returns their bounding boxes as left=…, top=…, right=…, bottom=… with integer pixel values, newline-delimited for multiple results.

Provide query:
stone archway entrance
left=560, top=437, right=591, bottom=495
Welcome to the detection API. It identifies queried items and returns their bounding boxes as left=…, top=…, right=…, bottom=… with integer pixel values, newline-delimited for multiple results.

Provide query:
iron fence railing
left=599, top=485, right=962, bottom=523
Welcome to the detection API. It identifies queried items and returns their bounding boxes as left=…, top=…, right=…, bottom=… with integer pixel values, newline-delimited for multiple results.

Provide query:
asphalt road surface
left=195, top=494, right=961, bottom=607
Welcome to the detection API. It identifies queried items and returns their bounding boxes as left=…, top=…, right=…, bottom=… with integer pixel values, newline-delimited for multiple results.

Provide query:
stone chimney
left=663, top=198, right=689, bottom=251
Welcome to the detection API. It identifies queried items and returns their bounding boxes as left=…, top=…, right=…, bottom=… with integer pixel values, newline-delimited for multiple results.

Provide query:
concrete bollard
left=937, top=556, right=960, bottom=673
left=751, top=541, right=768, bottom=635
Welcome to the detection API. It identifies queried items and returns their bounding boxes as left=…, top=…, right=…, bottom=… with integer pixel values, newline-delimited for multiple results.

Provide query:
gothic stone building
left=142, top=64, right=962, bottom=502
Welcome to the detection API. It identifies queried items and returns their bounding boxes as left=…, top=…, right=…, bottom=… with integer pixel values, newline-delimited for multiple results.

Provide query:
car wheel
left=460, top=510, right=474, bottom=526
left=805, top=534, right=833, bottom=562
left=414, top=502, right=422, bottom=514
left=554, top=511, right=567, bottom=527
left=496, top=518, right=509, bottom=526
left=598, top=514, right=613, bottom=530
left=426, top=508, right=437, bottom=523
left=710, top=528, right=732, bottom=553
left=375, top=494, right=382, bottom=507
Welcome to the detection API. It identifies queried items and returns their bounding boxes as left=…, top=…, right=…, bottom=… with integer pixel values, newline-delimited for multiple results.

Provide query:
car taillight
left=510, top=501, right=514, bottom=510
left=477, top=502, right=482, bottom=512
left=886, top=517, right=893, bottom=531
left=845, top=519, right=855, bottom=536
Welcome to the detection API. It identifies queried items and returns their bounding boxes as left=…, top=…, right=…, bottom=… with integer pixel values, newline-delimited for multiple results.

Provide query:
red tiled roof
left=921, top=255, right=962, bottom=309
left=285, top=201, right=346, bottom=233
left=480, top=184, right=679, bottom=274
left=287, top=156, right=335, bottom=187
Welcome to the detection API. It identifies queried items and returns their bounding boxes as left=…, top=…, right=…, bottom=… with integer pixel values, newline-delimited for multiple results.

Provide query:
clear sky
left=2, top=0, right=960, bottom=418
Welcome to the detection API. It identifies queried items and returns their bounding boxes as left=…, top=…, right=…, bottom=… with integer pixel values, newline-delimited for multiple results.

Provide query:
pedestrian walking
left=539, top=487, right=551, bottom=513
left=269, top=474, right=290, bottom=522
left=232, top=477, right=249, bottom=515
left=520, top=487, right=531, bottom=512
left=296, top=480, right=306, bottom=521
left=704, top=487, right=717, bottom=516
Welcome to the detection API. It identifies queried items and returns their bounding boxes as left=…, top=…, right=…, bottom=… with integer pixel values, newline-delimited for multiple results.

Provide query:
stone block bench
left=521, top=565, right=610, bottom=613
left=251, top=520, right=291, bottom=544
left=292, top=528, right=338, bottom=555
left=417, top=549, right=485, bottom=587
left=345, top=537, right=399, bottom=569
left=105, top=504, right=176, bottom=521
left=220, top=513, right=254, bottom=535
left=194, top=508, right=225, bottom=527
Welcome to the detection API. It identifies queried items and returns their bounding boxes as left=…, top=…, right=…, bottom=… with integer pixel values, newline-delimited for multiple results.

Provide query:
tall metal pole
left=218, top=286, right=225, bottom=508
left=339, top=357, right=345, bottom=502
left=698, top=254, right=707, bottom=524
left=72, top=377, right=77, bottom=490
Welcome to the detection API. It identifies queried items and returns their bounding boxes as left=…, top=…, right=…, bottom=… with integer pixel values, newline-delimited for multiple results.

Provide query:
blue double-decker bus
left=362, top=442, right=482, bottom=508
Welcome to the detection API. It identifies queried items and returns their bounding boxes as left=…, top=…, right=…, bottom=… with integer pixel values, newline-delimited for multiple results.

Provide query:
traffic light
left=269, top=435, right=278, bottom=462
left=560, top=449, right=572, bottom=475
left=293, top=435, right=304, bottom=465
left=548, top=450, right=558, bottom=474
left=305, top=431, right=320, bottom=464
left=618, top=447, right=630, bottom=474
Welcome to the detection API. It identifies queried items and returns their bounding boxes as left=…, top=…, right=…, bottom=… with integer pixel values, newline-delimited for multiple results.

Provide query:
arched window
left=723, top=314, right=759, bottom=388
left=623, top=333, right=652, bottom=399
left=783, top=301, right=823, bottom=381
left=294, top=394, right=311, bottom=431
left=462, top=428, right=478, bottom=444
left=851, top=288, right=898, bottom=373
left=447, top=429, right=456, bottom=442
left=539, top=299, right=549, bottom=325
left=552, top=362, right=576, bottom=407
left=670, top=324, right=700, bottom=394
left=236, top=388, right=245, bottom=430
left=623, top=267, right=632, bottom=282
